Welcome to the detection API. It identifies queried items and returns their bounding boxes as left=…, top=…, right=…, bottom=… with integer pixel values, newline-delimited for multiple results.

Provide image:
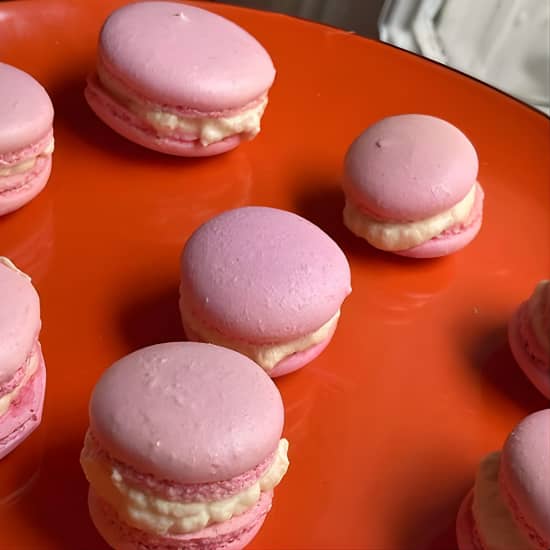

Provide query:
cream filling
left=0, top=350, right=39, bottom=417
left=528, top=280, right=549, bottom=354
left=0, top=138, right=54, bottom=177
left=181, top=304, right=340, bottom=371
left=97, top=66, right=267, bottom=146
left=82, top=438, right=289, bottom=535
left=343, top=183, right=477, bottom=251
left=472, top=452, right=538, bottom=550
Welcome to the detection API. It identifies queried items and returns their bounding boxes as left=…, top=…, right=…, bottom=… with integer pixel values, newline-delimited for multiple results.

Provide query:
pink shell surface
left=180, top=207, right=351, bottom=344
left=0, top=348, right=46, bottom=460
left=98, top=1, right=275, bottom=111
left=499, top=409, right=550, bottom=547
left=89, top=342, right=284, bottom=484
left=0, top=63, right=54, bottom=154
left=456, top=490, right=483, bottom=550
left=89, top=488, right=271, bottom=550
left=0, top=262, right=41, bottom=383
left=508, top=303, right=550, bottom=398
left=343, top=114, right=478, bottom=220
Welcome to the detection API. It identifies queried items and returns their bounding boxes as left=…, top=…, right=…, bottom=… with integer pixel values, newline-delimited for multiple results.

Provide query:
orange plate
left=0, top=1, right=549, bottom=548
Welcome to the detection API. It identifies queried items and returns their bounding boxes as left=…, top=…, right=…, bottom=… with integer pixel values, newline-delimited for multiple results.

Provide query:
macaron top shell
left=89, top=342, right=284, bottom=484
left=0, top=63, right=54, bottom=154
left=500, top=409, right=550, bottom=544
left=344, top=114, right=478, bottom=220
left=181, top=207, right=351, bottom=343
left=99, top=1, right=275, bottom=112
left=0, top=260, right=40, bottom=384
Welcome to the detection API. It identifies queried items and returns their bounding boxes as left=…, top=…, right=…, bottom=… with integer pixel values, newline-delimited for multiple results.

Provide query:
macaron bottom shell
left=183, top=319, right=337, bottom=378
left=0, top=155, right=52, bottom=216
left=85, top=76, right=243, bottom=157
left=0, top=349, right=46, bottom=460
left=456, top=490, right=482, bottom=550
left=508, top=303, right=550, bottom=399
left=88, top=488, right=272, bottom=550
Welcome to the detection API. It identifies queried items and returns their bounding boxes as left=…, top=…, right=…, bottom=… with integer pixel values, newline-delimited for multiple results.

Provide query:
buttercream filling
left=0, top=349, right=39, bottom=417
left=180, top=300, right=340, bottom=371
left=472, top=452, right=539, bottom=550
left=343, top=183, right=477, bottom=251
left=527, top=280, right=549, bottom=355
left=81, top=438, right=289, bottom=536
left=96, top=65, right=267, bottom=146
left=0, top=138, right=54, bottom=177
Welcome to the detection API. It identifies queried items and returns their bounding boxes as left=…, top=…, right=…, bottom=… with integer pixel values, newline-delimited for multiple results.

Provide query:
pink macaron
left=0, top=63, right=54, bottom=216
left=179, top=206, right=352, bottom=377
left=508, top=280, right=549, bottom=398
left=342, top=114, right=484, bottom=258
left=456, top=409, right=550, bottom=550
left=0, top=258, right=46, bottom=460
left=86, top=1, right=275, bottom=157
left=80, top=342, right=289, bottom=550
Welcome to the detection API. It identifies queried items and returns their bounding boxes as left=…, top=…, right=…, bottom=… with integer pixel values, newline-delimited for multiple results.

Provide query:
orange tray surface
left=0, top=1, right=549, bottom=548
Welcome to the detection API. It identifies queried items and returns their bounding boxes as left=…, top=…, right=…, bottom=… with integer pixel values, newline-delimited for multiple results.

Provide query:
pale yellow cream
left=97, top=66, right=267, bottom=146
left=343, top=184, right=477, bottom=251
left=0, top=138, right=54, bottom=177
left=81, top=438, right=289, bottom=535
left=528, top=280, right=549, bottom=354
left=472, top=452, right=538, bottom=550
left=0, top=350, right=39, bottom=417
left=179, top=300, right=339, bottom=371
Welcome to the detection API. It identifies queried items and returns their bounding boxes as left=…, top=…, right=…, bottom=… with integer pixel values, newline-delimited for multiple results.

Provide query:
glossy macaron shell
left=98, top=1, right=275, bottom=112
left=0, top=63, right=54, bottom=154
left=89, top=342, right=284, bottom=484
left=0, top=261, right=41, bottom=384
left=344, top=114, right=478, bottom=220
left=499, top=409, right=550, bottom=545
left=180, top=206, right=352, bottom=343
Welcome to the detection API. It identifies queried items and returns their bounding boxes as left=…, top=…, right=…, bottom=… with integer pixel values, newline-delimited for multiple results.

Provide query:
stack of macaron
left=179, top=206, right=352, bottom=377
left=81, top=343, right=289, bottom=550
left=456, top=409, right=550, bottom=550
left=85, top=1, right=275, bottom=157
left=0, top=63, right=54, bottom=216
left=0, top=258, right=46, bottom=460
left=508, top=280, right=549, bottom=398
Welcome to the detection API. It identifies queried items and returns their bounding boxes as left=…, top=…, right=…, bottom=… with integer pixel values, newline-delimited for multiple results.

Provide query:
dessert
left=81, top=342, right=289, bottom=549
left=456, top=409, right=550, bottom=550
left=0, top=258, right=46, bottom=459
left=85, top=1, right=276, bottom=156
left=0, top=63, right=54, bottom=216
left=179, top=206, right=352, bottom=377
left=342, top=114, right=484, bottom=257
left=508, top=280, right=549, bottom=398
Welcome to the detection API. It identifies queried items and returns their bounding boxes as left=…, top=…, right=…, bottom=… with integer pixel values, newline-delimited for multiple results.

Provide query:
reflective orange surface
left=1, top=1, right=549, bottom=548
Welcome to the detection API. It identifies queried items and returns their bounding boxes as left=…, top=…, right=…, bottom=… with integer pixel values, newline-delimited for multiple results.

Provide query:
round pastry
left=456, top=409, right=550, bottom=550
left=0, top=63, right=54, bottom=216
left=0, top=258, right=46, bottom=460
left=80, top=342, right=289, bottom=550
left=342, top=114, right=484, bottom=258
left=85, top=1, right=275, bottom=157
left=179, top=206, right=352, bottom=377
left=508, top=280, right=549, bottom=398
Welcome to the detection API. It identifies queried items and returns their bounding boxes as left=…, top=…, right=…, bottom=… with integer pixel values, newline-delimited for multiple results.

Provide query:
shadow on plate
left=118, top=283, right=185, bottom=351
left=17, top=436, right=108, bottom=550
